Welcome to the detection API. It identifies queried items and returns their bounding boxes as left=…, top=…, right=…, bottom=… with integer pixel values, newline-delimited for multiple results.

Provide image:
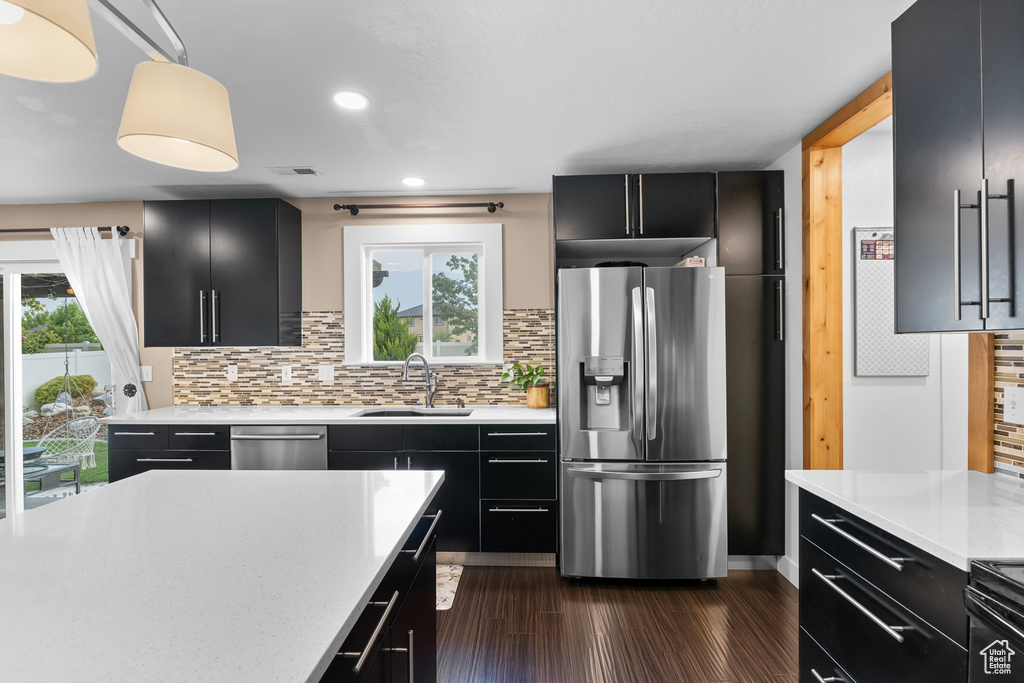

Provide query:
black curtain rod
left=1, top=226, right=130, bottom=236
left=333, top=202, right=504, bottom=216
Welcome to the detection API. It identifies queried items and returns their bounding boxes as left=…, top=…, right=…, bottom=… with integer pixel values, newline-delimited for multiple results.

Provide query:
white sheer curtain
left=50, top=227, right=148, bottom=415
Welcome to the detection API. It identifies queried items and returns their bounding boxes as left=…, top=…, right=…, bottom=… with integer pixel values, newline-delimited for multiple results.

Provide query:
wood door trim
left=802, top=70, right=993, bottom=473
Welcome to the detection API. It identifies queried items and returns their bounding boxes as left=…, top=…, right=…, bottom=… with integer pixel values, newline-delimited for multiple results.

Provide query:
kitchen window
left=343, top=224, right=503, bottom=364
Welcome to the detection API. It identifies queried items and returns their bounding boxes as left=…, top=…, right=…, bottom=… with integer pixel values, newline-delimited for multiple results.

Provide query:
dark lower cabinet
left=798, top=490, right=968, bottom=682
left=480, top=500, right=556, bottom=553
left=406, top=452, right=478, bottom=553
left=725, top=275, right=785, bottom=555
left=108, top=423, right=230, bottom=483
left=391, top=536, right=437, bottom=683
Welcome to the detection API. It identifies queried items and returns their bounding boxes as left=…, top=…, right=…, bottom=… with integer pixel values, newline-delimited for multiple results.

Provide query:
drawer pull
left=173, top=432, right=218, bottom=436
left=136, top=458, right=193, bottom=462
left=114, top=431, right=156, bottom=436
left=488, top=458, right=547, bottom=463
left=812, top=513, right=904, bottom=571
left=486, top=431, right=549, bottom=437
left=414, top=510, right=442, bottom=561
left=339, top=590, right=400, bottom=674
left=810, top=670, right=844, bottom=683
left=489, top=507, right=549, bottom=513
left=812, top=568, right=906, bottom=643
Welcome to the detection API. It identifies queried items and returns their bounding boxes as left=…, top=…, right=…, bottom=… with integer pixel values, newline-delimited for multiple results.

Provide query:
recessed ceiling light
left=0, top=1, right=25, bottom=24
left=332, top=90, right=369, bottom=110
left=402, top=177, right=425, bottom=187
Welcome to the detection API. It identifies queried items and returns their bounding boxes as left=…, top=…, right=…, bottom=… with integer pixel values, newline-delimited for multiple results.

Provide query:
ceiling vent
left=268, top=166, right=319, bottom=176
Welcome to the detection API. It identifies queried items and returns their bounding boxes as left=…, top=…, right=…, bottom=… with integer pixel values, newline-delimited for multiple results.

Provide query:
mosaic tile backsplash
left=995, top=333, right=1024, bottom=468
left=173, top=310, right=556, bottom=406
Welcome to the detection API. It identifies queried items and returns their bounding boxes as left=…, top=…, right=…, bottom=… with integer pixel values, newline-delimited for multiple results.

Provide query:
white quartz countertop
left=786, top=469, right=1024, bottom=571
left=0, top=469, right=444, bottom=682
left=103, top=404, right=555, bottom=425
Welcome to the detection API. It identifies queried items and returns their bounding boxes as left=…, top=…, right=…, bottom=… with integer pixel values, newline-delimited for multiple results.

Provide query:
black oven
left=967, top=561, right=1024, bottom=681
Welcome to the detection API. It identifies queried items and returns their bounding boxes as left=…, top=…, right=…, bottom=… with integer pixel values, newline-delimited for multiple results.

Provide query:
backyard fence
left=22, top=350, right=111, bottom=408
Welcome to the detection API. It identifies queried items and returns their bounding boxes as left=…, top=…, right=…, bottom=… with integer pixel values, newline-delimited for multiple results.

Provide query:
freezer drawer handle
left=812, top=569, right=906, bottom=643
left=811, top=513, right=904, bottom=571
left=567, top=468, right=721, bottom=481
left=487, top=458, right=547, bottom=463
left=113, top=431, right=156, bottom=436
left=964, top=586, right=1024, bottom=644
left=136, top=457, right=192, bottom=462
left=229, top=434, right=324, bottom=441
left=488, top=507, right=549, bottom=513
left=338, top=590, right=400, bottom=674
left=810, top=669, right=844, bottom=683
left=486, top=432, right=548, bottom=437
left=173, top=432, right=218, bottom=437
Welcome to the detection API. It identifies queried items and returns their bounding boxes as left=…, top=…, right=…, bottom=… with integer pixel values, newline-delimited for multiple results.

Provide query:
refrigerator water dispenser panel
left=583, top=356, right=624, bottom=405
left=579, top=355, right=629, bottom=428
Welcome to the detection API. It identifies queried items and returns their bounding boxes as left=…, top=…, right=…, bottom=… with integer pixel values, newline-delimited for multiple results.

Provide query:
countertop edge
left=102, top=406, right=556, bottom=425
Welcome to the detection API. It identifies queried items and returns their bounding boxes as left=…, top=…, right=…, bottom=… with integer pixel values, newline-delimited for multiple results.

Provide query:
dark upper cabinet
left=144, top=198, right=302, bottom=346
left=892, top=0, right=1024, bottom=332
left=717, top=171, right=785, bottom=275
left=552, top=174, right=631, bottom=240
left=553, top=173, right=715, bottom=240
left=725, top=275, right=785, bottom=556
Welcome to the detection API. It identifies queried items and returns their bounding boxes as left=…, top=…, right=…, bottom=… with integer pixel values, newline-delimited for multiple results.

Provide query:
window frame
left=343, top=224, right=503, bottom=365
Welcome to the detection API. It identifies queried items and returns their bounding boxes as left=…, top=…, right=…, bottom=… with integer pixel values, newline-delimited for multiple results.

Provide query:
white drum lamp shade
left=0, top=0, right=97, bottom=82
left=117, top=60, right=238, bottom=172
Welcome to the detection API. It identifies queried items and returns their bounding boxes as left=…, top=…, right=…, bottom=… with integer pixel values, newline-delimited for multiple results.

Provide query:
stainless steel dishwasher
left=229, top=425, right=328, bottom=470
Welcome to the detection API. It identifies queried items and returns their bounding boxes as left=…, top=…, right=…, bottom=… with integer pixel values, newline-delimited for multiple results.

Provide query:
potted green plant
left=500, top=362, right=549, bottom=408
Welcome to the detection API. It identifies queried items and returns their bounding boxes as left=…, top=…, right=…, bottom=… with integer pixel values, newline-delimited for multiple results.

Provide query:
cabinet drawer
left=800, top=537, right=967, bottom=683
left=800, top=490, right=968, bottom=646
left=109, top=450, right=230, bottom=482
left=800, top=627, right=856, bottom=683
left=480, top=453, right=556, bottom=499
left=108, top=425, right=168, bottom=450
left=479, top=424, right=555, bottom=451
left=167, top=424, right=229, bottom=450
left=480, top=500, right=557, bottom=553
left=328, top=425, right=403, bottom=452
left=404, top=424, right=478, bottom=451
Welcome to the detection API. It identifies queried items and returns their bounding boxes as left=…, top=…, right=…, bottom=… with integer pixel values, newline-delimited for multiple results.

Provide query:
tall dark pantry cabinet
left=719, top=171, right=786, bottom=556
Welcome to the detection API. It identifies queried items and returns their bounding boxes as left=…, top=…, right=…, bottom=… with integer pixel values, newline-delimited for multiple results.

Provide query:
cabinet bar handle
left=407, top=630, right=414, bottom=683
left=776, top=207, right=785, bottom=270
left=638, top=174, right=644, bottom=235
left=624, top=174, right=630, bottom=235
left=114, top=431, right=156, bottom=436
left=954, top=189, right=964, bottom=321
left=137, top=457, right=193, bottom=462
left=199, top=290, right=207, bottom=343
left=339, top=591, right=400, bottom=674
left=812, top=569, right=906, bottom=642
left=981, top=178, right=991, bottom=319
left=810, top=670, right=843, bottom=683
left=488, top=507, right=549, bottom=513
left=173, top=432, right=218, bottom=436
left=414, top=510, right=442, bottom=561
left=488, top=458, right=547, bottom=463
left=486, top=431, right=549, bottom=437
left=211, top=289, right=220, bottom=342
left=776, top=280, right=785, bottom=342
left=811, top=513, right=903, bottom=571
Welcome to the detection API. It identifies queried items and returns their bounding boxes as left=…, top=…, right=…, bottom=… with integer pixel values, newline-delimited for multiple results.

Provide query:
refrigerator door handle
left=645, top=286, right=658, bottom=441
left=567, top=467, right=722, bottom=482
left=631, top=286, right=644, bottom=439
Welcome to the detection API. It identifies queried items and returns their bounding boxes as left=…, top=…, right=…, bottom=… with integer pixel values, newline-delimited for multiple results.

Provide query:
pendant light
left=117, top=59, right=238, bottom=172
left=0, top=0, right=98, bottom=82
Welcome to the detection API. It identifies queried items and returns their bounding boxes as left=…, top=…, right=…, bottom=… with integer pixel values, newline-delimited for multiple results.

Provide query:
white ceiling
left=0, top=0, right=914, bottom=204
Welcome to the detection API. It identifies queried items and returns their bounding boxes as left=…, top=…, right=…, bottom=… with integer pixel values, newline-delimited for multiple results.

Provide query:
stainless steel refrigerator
left=558, top=265, right=728, bottom=580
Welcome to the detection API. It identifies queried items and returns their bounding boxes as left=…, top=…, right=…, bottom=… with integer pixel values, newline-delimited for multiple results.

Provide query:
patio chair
left=37, top=416, right=101, bottom=470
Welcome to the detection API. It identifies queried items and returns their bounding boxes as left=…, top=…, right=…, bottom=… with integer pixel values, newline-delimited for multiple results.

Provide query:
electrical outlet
left=318, top=364, right=334, bottom=382
left=281, top=365, right=293, bottom=383
left=503, top=363, right=513, bottom=372
left=227, top=365, right=238, bottom=382
left=1007, top=387, right=1024, bottom=425
left=140, top=366, right=152, bottom=382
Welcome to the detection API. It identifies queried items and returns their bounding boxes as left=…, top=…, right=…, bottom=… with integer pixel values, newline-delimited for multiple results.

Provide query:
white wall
left=841, top=121, right=968, bottom=471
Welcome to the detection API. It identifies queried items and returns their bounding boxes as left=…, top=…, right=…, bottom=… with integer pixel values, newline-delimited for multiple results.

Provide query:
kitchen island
left=0, top=468, right=444, bottom=682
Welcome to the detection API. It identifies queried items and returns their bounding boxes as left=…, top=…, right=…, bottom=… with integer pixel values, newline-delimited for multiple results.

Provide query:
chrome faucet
left=402, top=352, right=439, bottom=408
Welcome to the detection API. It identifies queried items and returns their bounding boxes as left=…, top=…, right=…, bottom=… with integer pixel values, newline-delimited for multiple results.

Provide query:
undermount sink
left=352, top=407, right=474, bottom=418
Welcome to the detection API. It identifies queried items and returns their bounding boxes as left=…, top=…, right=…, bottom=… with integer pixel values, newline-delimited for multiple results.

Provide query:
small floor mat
left=436, top=564, right=463, bottom=610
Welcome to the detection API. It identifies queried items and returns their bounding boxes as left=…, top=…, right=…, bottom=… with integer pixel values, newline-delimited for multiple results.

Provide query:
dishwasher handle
left=230, top=433, right=325, bottom=441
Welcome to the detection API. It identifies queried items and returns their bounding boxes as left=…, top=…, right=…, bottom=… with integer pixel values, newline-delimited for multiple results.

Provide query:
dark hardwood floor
left=437, top=567, right=799, bottom=683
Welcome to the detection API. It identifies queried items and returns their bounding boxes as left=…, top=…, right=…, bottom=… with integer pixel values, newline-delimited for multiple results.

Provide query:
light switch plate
left=1007, top=387, right=1024, bottom=425
left=318, top=364, right=334, bottom=382
left=140, top=366, right=152, bottom=382
left=227, top=365, right=238, bottom=382
left=281, top=365, right=293, bottom=383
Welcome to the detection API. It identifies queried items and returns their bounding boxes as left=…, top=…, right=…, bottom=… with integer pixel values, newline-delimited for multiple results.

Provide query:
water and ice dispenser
left=579, top=356, right=629, bottom=430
